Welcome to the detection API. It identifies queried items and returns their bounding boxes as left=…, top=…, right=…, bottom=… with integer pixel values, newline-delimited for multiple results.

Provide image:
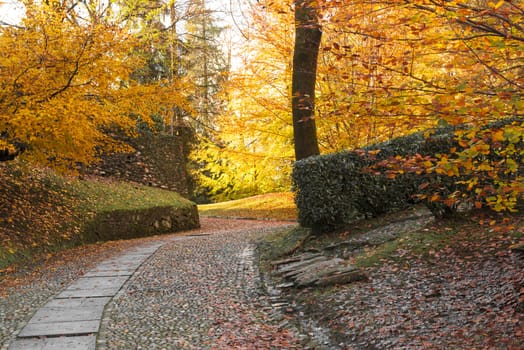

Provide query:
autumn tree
left=189, top=0, right=522, bottom=206
left=0, top=0, right=192, bottom=171
left=190, top=0, right=296, bottom=200
left=404, top=0, right=523, bottom=212
left=319, top=0, right=523, bottom=211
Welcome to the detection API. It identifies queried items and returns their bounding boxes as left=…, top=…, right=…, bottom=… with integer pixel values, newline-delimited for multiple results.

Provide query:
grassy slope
left=72, top=179, right=192, bottom=212
left=0, top=164, right=194, bottom=270
left=198, top=192, right=297, bottom=221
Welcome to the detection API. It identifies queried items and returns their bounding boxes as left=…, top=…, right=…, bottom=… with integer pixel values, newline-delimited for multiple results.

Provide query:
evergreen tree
left=182, top=0, right=229, bottom=136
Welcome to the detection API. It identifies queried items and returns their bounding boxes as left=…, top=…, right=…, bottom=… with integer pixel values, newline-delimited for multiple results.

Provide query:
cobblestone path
left=97, top=224, right=306, bottom=349
left=2, top=219, right=309, bottom=350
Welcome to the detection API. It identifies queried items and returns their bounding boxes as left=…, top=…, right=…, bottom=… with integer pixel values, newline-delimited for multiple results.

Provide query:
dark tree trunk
left=291, top=0, right=321, bottom=161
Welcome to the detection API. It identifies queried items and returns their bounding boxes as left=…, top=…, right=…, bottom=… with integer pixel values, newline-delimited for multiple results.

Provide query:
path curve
left=2, top=218, right=306, bottom=350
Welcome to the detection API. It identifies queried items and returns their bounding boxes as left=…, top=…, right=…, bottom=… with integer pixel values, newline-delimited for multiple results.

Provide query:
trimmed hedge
left=293, top=117, right=522, bottom=232
left=293, top=148, right=435, bottom=232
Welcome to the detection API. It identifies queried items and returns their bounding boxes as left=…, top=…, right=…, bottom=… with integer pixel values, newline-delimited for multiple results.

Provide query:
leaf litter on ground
left=271, top=210, right=523, bottom=349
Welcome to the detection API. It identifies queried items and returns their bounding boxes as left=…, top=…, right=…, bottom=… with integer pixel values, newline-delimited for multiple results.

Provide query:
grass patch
left=354, top=227, right=458, bottom=268
left=71, top=180, right=193, bottom=212
left=198, top=192, right=297, bottom=221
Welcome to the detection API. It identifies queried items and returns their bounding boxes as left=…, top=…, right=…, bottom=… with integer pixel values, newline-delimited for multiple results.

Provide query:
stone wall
left=87, top=128, right=193, bottom=197
left=83, top=204, right=200, bottom=243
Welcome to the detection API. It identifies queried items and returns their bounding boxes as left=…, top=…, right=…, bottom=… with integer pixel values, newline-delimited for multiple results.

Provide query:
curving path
left=3, top=218, right=303, bottom=350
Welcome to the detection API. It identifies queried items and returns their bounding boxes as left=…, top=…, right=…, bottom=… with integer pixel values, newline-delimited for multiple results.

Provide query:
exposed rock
left=315, top=267, right=368, bottom=287
left=271, top=252, right=322, bottom=267
left=276, top=255, right=328, bottom=275
left=272, top=254, right=367, bottom=288
left=269, top=206, right=435, bottom=289
left=292, top=258, right=345, bottom=287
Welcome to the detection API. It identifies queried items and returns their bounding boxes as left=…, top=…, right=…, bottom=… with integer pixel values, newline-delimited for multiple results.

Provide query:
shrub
left=293, top=149, right=430, bottom=232
left=293, top=117, right=522, bottom=232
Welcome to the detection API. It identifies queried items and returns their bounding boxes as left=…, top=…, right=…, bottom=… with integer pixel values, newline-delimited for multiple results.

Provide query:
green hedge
left=292, top=144, right=444, bottom=232
left=293, top=117, right=522, bottom=232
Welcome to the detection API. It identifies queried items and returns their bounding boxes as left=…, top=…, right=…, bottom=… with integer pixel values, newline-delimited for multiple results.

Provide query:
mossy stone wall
left=88, top=128, right=193, bottom=196
left=83, top=204, right=200, bottom=243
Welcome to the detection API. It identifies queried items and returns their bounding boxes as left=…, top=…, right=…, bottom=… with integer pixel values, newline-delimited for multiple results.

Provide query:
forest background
left=0, top=0, right=522, bottom=210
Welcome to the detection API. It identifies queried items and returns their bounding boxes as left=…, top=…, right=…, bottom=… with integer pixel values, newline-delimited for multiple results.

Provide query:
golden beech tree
left=316, top=3, right=439, bottom=149
left=188, top=0, right=523, bottom=207
left=191, top=2, right=296, bottom=200
left=212, top=0, right=521, bottom=208
left=318, top=0, right=523, bottom=211
left=0, top=0, right=191, bottom=171
left=414, top=0, right=523, bottom=212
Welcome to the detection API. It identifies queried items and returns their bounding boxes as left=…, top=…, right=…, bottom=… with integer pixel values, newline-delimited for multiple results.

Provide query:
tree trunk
left=292, top=0, right=321, bottom=161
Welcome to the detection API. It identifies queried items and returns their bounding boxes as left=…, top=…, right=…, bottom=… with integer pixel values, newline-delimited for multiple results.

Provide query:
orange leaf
left=419, top=182, right=430, bottom=190
left=492, top=130, right=504, bottom=142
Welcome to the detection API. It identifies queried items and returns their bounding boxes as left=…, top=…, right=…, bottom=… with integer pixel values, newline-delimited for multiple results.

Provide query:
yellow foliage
left=0, top=1, right=191, bottom=171
left=191, top=0, right=523, bottom=201
left=190, top=3, right=295, bottom=199
left=442, top=121, right=523, bottom=212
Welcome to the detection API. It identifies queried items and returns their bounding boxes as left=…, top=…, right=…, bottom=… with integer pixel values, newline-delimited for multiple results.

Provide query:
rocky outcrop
left=324, top=205, right=434, bottom=258
left=269, top=205, right=435, bottom=289
left=272, top=253, right=367, bottom=288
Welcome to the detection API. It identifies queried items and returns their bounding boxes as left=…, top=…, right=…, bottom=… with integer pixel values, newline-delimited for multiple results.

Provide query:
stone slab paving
left=66, top=276, right=130, bottom=290
left=43, top=297, right=112, bottom=309
left=8, top=335, right=97, bottom=350
left=29, top=306, right=105, bottom=324
left=84, top=267, right=136, bottom=274
left=82, top=270, right=133, bottom=277
left=55, top=288, right=123, bottom=299
left=8, top=243, right=165, bottom=350
left=89, top=262, right=143, bottom=271
left=17, top=321, right=101, bottom=338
